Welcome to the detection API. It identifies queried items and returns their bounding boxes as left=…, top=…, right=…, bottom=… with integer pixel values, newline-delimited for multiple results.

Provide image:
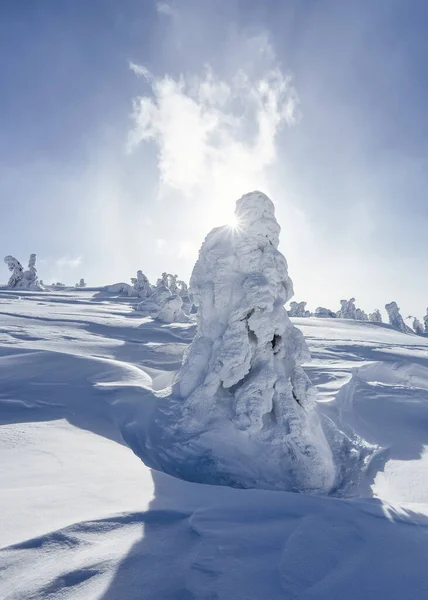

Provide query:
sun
left=227, top=214, right=240, bottom=230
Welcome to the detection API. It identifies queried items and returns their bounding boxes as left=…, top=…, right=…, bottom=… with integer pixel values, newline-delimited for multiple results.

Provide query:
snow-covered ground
left=1, top=289, right=428, bottom=599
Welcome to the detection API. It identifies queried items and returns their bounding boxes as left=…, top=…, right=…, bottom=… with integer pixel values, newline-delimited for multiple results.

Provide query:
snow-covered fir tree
left=175, top=191, right=336, bottom=493
left=355, top=308, right=368, bottom=321
left=385, top=301, right=413, bottom=334
left=314, top=307, right=336, bottom=318
left=4, top=254, right=41, bottom=290
left=4, top=256, right=24, bottom=288
left=369, top=309, right=382, bottom=323
left=131, top=270, right=152, bottom=298
left=337, top=298, right=357, bottom=319
left=409, top=316, right=424, bottom=335
left=288, top=301, right=311, bottom=317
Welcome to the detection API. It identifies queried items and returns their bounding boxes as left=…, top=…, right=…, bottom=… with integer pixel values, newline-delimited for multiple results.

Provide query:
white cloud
left=55, top=256, right=82, bottom=270
left=156, top=2, right=177, bottom=18
left=129, top=38, right=299, bottom=226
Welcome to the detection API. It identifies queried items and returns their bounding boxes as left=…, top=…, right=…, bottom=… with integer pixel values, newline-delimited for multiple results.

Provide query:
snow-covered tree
left=157, top=294, right=186, bottom=323
left=424, top=309, right=428, bottom=334
left=75, top=278, right=86, bottom=288
left=314, top=307, right=336, bottom=318
left=4, top=254, right=41, bottom=289
left=369, top=309, right=382, bottom=323
left=337, top=298, right=357, bottom=319
left=175, top=191, right=335, bottom=493
left=4, top=256, right=24, bottom=288
left=288, top=301, right=311, bottom=317
left=131, top=270, right=152, bottom=298
left=385, top=301, right=413, bottom=334
left=355, top=308, right=368, bottom=321
left=408, top=316, right=424, bottom=335
left=177, top=280, right=188, bottom=295
left=156, top=272, right=169, bottom=288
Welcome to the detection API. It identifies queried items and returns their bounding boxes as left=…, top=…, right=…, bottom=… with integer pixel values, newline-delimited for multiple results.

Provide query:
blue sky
left=1, top=0, right=428, bottom=317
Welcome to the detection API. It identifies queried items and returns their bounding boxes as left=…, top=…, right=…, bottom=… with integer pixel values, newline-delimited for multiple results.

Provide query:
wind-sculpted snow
left=137, top=192, right=339, bottom=494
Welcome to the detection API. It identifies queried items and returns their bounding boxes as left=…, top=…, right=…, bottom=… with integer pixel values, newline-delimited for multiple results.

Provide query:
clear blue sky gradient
left=1, top=0, right=427, bottom=316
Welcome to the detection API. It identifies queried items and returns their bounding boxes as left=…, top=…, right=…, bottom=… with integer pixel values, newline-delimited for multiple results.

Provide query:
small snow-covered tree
left=75, top=278, right=86, bottom=288
left=288, top=301, right=311, bottom=317
left=156, top=272, right=169, bottom=288
left=369, top=309, right=382, bottom=323
left=424, top=309, right=428, bottom=334
left=314, top=307, right=336, bottom=318
left=157, top=294, right=186, bottom=323
left=131, top=270, right=152, bottom=298
left=385, top=301, right=413, bottom=334
left=5, top=254, right=41, bottom=289
left=407, top=316, right=424, bottom=335
left=175, top=191, right=335, bottom=493
left=4, top=256, right=24, bottom=288
left=337, top=298, right=357, bottom=319
left=355, top=308, right=368, bottom=321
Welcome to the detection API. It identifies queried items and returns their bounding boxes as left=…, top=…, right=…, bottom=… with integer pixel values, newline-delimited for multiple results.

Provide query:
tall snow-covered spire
left=175, top=191, right=335, bottom=493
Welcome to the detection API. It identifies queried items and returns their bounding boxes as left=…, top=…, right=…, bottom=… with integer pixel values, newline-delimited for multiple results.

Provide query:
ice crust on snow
left=169, top=191, right=336, bottom=493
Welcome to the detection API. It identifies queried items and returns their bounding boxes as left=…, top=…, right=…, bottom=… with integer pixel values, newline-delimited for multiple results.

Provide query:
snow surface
left=1, top=290, right=428, bottom=599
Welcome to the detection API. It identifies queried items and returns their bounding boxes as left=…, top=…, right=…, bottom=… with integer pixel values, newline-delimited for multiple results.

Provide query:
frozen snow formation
left=337, top=298, right=357, bottom=319
left=4, top=254, right=42, bottom=290
left=157, top=294, right=186, bottom=323
left=104, top=282, right=137, bottom=296
left=409, top=316, right=424, bottom=335
left=314, top=306, right=336, bottom=318
left=288, top=301, right=311, bottom=317
left=385, top=301, right=413, bottom=334
left=369, top=309, right=382, bottom=323
left=167, top=191, right=336, bottom=493
left=355, top=308, right=368, bottom=321
left=131, top=270, right=153, bottom=298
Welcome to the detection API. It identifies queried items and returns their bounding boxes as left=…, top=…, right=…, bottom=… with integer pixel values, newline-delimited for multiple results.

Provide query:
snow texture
left=170, top=191, right=336, bottom=493
left=385, top=301, right=413, bottom=334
